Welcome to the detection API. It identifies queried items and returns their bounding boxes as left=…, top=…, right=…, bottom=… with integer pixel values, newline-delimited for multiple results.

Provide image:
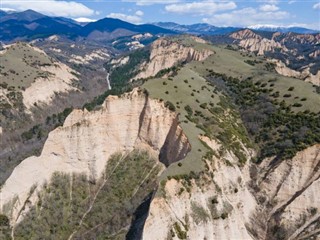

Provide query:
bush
left=0, top=214, right=9, bottom=226
left=185, top=105, right=193, bottom=115
left=288, top=87, right=294, bottom=91
left=292, top=103, right=302, bottom=107
left=165, top=101, right=176, bottom=111
left=200, top=103, right=207, bottom=109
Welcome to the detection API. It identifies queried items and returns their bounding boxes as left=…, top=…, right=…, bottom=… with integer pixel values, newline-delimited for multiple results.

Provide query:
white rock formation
left=273, top=59, right=320, bottom=86
left=254, top=144, right=320, bottom=239
left=134, top=38, right=214, bottom=79
left=143, top=138, right=320, bottom=240
left=231, top=29, right=287, bottom=55
left=0, top=88, right=190, bottom=225
left=143, top=136, right=256, bottom=240
left=110, top=56, right=130, bottom=67
left=68, top=49, right=110, bottom=65
left=22, top=62, right=80, bottom=109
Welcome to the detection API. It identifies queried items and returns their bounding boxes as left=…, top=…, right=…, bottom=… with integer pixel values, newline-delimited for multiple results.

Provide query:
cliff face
left=143, top=139, right=320, bottom=240
left=22, top=62, right=79, bottom=109
left=251, top=144, right=320, bottom=240
left=0, top=42, right=79, bottom=111
left=273, top=60, right=320, bottom=86
left=143, top=137, right=257, bottom=240
left=134, top=38, right=214, bottom=79
left=230, top=29, right=286, bottom=55
left=0, top=88, right=190, bottom=225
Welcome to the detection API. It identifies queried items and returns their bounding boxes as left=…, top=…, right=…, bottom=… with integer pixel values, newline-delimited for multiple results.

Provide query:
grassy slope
left=0, top=42, right=54, bottom=89
left=191, top=45, right=320, bottom=113
left=144, top=66, right=218, bottom=177
left=143, top=39, right=320, bottom=177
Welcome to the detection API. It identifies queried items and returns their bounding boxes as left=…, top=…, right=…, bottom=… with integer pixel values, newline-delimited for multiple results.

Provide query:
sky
left=1, top=0, right=320, bottom=29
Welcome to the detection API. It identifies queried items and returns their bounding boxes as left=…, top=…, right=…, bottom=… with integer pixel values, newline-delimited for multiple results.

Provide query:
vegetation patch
left=191, top=201, right=210, bottom=224
left=207, top=71, right=320, bottom=162
left=14, top=149, right=160, bottom=239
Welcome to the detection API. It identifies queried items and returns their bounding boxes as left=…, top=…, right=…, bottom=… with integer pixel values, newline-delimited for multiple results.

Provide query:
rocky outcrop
left=306, top=70, right=320, bottom=86
left=309, top=49, right=320, bottom=58
left=251, top=144, right=320, bottom=240
left=0, top=42, right=80, bottom=110
left=143, top=137, right=256, bottom=240
left=0, top=88, right=190, bottom=225
left=230, top=29, right=287, bottom=55
left=273, top=59, right=320, bottom=86
left=278, top=32, right=320, bottom=45
left=134, top=38, right=214, bottom=79
left=143, top=139, right=320, bottom=239
left=22, top=62, right=80, bottom=109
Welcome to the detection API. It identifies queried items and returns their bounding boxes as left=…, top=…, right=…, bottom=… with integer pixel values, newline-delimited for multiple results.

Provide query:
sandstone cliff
left=230, top=29, right=287, bottom=55
left=22, top=62, right=80, bottom=109
left=143, top=139, right=320, bottom=240
left=0, top=88, right=190, bottom=226
left=0, top=42, right=80, bottom=111
left=134, top=37, right=214, bottom=79
left=273, top=59, right=320, bottom=86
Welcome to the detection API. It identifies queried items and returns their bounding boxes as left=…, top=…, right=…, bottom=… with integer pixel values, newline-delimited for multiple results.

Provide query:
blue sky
left=1, top=0, right=320, bottom=29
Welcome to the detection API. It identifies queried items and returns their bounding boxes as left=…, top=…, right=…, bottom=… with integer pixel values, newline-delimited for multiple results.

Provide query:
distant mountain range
left=152, top=22, right=241, bottom=35
left=153, top=22, right=319, bottom=35
left=0, top=9, right=319, bottom=42
left=0, top=9, right=174, bottom=42
left=248, top=24, right=319, bottom=34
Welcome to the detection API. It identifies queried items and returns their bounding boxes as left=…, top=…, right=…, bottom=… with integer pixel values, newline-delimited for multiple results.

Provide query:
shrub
left=292, top=103, right=302, bottom=107
left=288, top=87, right=294, bottom=91
left=184, top=105, right=193, bottom=116
left=200, top=103, right=207, bottom=109
left=0, top=214, right=9, bottom=226
left=165, top=101, right=176, bottom=111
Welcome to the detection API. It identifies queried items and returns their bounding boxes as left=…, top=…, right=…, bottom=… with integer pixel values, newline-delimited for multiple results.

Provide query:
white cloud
left=107, top=13, right=142, bottom=24
left=135, top=10, right=144, bottom=16
left=1, top=0, right=95, bottom=17
left=288, top=1, right=296, bottom=4
left=0, top=7, right=16, bottom=12
left=123, top=0, right=180, bottom=6
left=259, top=4, right=279, bottom=12
left=313, top=3, right=320, bottom=9
left=165, top=1, right=237, bottom=15
left=203, top=7, right=290, bottom=27
left=256, top=0, right=278, bottom=4
left=73, top=17, right=97, bottom=23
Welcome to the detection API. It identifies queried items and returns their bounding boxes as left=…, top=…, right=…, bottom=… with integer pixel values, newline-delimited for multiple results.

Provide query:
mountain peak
left=248, top=24, right=319, bottom=34
left=0, top=9, right=45, bottom=22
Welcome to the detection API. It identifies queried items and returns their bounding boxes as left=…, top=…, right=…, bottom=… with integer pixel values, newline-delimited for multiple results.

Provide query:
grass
left=144, top=59, right=252, bottom=179
left=191, top=201, right=210, bottom=224
left=0, top=42, right=54, bottom=90
left=144, top=39, right=319, bottom=179
left=143, top=65, right=221, bottom=178
left=190, top=45, right=320, bottom=113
